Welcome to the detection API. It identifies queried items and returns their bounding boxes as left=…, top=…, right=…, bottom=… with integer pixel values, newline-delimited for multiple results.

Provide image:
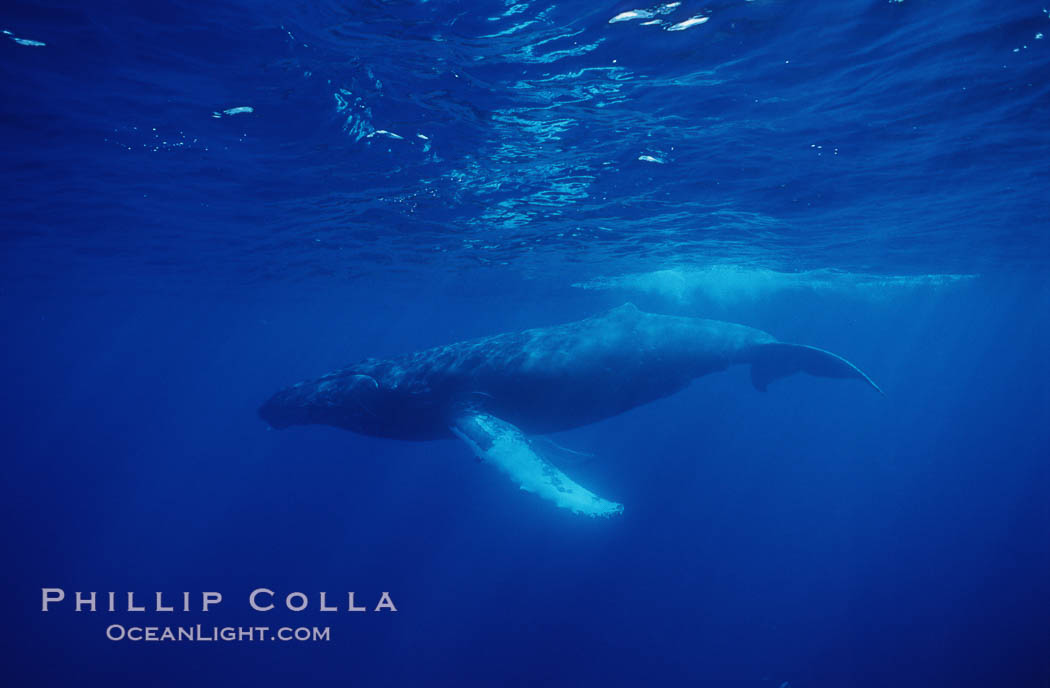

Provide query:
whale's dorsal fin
left=451, top=412, right=623, bottom=518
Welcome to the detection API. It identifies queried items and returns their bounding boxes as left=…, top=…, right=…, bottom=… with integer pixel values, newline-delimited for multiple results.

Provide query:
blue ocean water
left=2, top=0, right=1048, bottom=685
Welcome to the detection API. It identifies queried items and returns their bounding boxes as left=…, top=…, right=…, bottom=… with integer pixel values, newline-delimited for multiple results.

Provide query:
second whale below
left=259, top=303, right=882, bottom=517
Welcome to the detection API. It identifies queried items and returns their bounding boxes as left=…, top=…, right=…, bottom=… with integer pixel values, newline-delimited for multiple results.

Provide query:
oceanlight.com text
left=105, top=624, right=331, bottom=642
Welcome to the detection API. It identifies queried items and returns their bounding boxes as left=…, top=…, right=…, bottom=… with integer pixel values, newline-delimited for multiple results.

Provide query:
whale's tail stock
left=749, top=342, right=884, bottom=395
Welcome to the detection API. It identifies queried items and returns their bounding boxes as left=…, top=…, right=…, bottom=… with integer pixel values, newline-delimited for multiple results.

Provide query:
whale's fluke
left=750, top=343, right=883, bottom=395
left=452, top=412, right=623, bottom=518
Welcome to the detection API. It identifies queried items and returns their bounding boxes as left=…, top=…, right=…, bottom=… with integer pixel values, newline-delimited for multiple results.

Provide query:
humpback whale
left=259, top=304, right=881, bottom=517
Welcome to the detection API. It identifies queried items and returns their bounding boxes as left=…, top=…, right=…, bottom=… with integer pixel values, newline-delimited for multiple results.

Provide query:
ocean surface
left=2, top=0, right=1048, bottom=686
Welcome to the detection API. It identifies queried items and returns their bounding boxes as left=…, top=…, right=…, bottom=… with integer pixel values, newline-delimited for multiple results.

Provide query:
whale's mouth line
left=350, top=373, right=379, bottom=390
left=349, top=374, right=379, bottom=417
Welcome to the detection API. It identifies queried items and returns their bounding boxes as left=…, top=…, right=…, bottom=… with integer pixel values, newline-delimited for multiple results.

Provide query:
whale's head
left=258, top=371, right=381, bottom=431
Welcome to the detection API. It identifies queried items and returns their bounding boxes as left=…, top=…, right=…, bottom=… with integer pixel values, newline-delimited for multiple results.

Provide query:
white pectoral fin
left=451, top=413, right=623, bottom=518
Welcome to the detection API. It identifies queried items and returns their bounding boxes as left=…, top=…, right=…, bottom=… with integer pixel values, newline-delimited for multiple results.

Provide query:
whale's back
left=357, top=304, right=772, bottom=434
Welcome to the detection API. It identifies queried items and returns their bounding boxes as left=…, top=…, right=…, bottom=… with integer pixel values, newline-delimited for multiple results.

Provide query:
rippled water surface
left=4, top=0, right=1048, bottom=285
